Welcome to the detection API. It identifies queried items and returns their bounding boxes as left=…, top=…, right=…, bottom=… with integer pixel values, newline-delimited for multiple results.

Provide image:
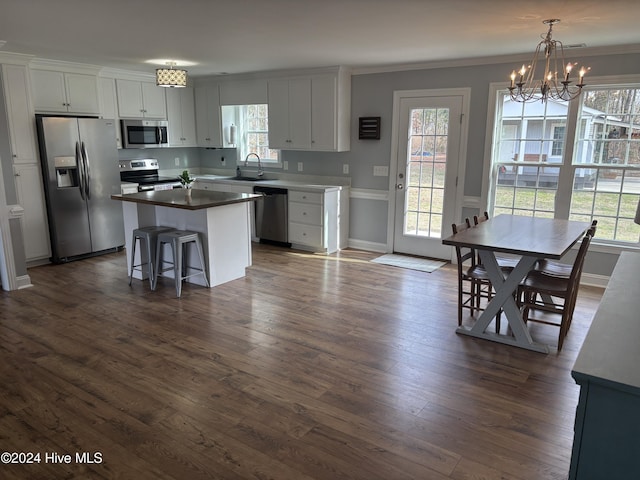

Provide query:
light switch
left=373, top=165, right=389, bottom=176
left=298, top=162, right=303, bottom=172
left=343, top=164, right=349, bottom=174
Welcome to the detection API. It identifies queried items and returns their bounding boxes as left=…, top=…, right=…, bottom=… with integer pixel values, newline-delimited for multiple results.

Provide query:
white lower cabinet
left=13, top=163, right=51, bottom=261
left=288, top=189, right=339, bottom=253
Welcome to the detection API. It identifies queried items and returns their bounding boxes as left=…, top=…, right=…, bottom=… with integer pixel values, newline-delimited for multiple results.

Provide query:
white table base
left=456, top=250, right=549, bottom=354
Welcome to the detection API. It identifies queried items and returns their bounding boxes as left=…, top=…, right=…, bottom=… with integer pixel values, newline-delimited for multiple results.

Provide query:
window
left=488, top=82, right=640, bottom=244
left=239, top=104, right=280, bottom=165
left=551, top=125, right=565, bottom=157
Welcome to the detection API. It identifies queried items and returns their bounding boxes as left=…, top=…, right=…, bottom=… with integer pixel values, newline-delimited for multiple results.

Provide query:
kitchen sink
left=228, top=176, right=269, bottom=181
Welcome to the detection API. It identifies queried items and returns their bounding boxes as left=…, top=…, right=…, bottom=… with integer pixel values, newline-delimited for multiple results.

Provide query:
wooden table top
left=111, top=189, right=262, bottom=211
left=442, top=214, right=590, bottom=259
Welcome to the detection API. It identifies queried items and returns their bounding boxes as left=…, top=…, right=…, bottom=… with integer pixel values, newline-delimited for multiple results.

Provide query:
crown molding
left=30, top=57, right=102, bottom=75
left=0, top=51, right=34, bottom=66
left=98, top=67, right=155, bottom=82
left=351, top=43, right=640, bottom=76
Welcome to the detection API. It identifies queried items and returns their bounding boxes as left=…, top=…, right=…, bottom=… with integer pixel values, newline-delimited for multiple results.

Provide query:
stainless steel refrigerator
left=36, top=116, right=125, bottom=263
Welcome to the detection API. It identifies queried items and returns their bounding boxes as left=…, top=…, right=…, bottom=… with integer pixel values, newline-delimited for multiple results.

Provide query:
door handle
left=396, top=184, right=404, bottom=190
left=76, top=142, right=85, bottom=200
left=81, top=142, right=91, bottom=200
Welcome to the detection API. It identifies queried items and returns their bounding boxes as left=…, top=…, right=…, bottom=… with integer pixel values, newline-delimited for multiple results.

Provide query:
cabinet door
left=98, top=77, right=121, bottom=148
left=116, top=79, right=144, bottom=118
left=2, top=64, right=38, bottom=163
left=140, top=81, right=166, bottom=119
left=311, top=75, right=337, bottom=151
left=30, top=69, right=67, bottom=112
left=267, top=77, right=311, bottom=150
left=287, top=77, right=312, bottom=149
left=14, top=163, right=51, bottom=260
left=179, top=87, right=196, bottom=146
left=166, top=87, right=196, bottom=146
left=195, top=83, right=222, bottom=147
left=64, top=73, right=99, bottom=114
left=267, top=78, right=290, bottom=149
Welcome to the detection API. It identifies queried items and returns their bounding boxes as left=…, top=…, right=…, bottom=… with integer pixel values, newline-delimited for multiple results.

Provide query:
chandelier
left=156, top=61, right=187, bottom=88
left=508, top=19, right=589, bottom=103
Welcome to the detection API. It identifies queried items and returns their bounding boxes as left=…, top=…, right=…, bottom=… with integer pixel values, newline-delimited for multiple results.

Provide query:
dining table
left=441, top=214, right=591, bottom=353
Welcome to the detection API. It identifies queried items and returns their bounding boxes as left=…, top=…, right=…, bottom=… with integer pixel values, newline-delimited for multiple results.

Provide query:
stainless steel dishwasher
left=253, top=186, right=290, bottom=246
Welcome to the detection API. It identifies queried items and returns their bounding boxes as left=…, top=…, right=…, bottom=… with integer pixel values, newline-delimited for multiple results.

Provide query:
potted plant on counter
left=179, top=170, right=195, bottom=198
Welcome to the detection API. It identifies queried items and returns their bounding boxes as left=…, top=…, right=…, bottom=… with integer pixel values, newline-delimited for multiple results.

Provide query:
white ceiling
left=2, top=0, right=640, bottom=77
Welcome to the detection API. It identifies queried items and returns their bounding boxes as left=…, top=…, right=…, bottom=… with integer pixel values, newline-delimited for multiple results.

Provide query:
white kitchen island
left=112, top=189, right=261, bottom=288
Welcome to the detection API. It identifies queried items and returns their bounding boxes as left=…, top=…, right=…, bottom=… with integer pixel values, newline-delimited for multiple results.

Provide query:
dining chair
left=533, top=220, right=597, bottom=278
left=517, top=230, right=593, bottom=351
left=452, top=219, right=497, bottom=330
left=473, top=212, right=520, bottom=270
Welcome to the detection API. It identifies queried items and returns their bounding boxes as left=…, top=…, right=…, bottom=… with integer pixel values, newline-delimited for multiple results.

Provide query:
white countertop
left=194, top=174, right=347, bottom=193
left=572, top=251, right=640, bottom=392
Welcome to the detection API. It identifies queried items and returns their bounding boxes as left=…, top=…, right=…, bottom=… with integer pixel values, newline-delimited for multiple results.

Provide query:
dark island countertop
left=111, top=189, right=262, bottom=210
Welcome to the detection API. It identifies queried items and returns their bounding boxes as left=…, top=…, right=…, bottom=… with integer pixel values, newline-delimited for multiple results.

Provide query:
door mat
left=371, top=254, right=446, bottom=273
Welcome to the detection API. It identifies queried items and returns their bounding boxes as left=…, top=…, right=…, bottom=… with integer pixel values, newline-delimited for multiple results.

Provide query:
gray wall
left=291, top=51, right=640, bottom=278
left=122, top=50, right=640, bottom=279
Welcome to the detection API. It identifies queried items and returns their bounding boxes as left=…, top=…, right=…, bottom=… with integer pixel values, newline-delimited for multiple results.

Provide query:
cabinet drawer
left=289, top=202, right=322, bottom=225
left=289, top=222, right=323, bottom=247
left=289, top=190, right=323, bottom=204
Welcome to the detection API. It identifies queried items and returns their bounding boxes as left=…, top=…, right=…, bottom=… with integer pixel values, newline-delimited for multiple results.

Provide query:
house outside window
left=239, top=104, right=280, bottom=165
left=551, top=124, right=565, bottom=157
left=488, top=83, right=640, bottom=244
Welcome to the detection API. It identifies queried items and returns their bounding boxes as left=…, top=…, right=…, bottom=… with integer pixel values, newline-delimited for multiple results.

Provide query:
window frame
left=483, top=74, right=640, bottom=252
left=238, top=104, right=281, bottom=168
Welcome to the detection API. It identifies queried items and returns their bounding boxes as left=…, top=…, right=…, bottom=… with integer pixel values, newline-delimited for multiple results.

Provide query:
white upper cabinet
left=268, top=77, right=312, bottom=150
left=195, top=82, right=223, bottom=147
left=166, top=87, right=197, bottom=147
left=268, top=68, right=351, bottom=152
left=116, top=79, right=167, bottom=119
left=1, top=64, right=38, bottom=164
left=31, top=69, right=100, bottom=114
left=97, top=77, right=122, bottom=148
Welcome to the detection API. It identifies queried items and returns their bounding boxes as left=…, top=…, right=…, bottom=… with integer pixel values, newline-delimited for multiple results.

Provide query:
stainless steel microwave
left=121, top=120, right=168, bottom=148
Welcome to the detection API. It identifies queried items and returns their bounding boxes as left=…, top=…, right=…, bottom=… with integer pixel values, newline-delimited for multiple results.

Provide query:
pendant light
left=156, top=61, right=187, bottom=88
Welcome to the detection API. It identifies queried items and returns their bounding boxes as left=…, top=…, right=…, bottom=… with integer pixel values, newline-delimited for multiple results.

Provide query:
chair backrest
left=568, top=230, right=593, bottom=292
left=473, top=211, right=490, bottom=226
left=451, top=219, right=474, bottom=267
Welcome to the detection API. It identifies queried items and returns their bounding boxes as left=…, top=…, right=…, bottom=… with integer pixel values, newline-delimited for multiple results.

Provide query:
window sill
left=588, top=240, right=640, bottom=255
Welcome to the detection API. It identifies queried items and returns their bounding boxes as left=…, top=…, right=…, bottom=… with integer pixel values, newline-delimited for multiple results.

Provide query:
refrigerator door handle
left=81, top=141, right=91, bottom=200
left=76, top=141, right=85, bottom=200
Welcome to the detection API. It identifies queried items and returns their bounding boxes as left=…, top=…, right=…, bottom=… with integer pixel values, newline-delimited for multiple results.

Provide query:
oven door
left=121, top=120, right=168, bottom=148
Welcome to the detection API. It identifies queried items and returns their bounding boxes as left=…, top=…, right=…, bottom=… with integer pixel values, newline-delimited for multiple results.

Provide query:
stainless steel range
left=119, top=158, right=181, bottom=192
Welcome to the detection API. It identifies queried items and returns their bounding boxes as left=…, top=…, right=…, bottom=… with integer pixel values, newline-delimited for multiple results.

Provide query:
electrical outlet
left=283, top=161, right=289, bottom=170
left=373, top=165, right=389, bottom=177
left=297, top=162, right=303, bottom=172
left=174, top=157, right=180, bottom=166
left=343, top=164, right=349, bottom=174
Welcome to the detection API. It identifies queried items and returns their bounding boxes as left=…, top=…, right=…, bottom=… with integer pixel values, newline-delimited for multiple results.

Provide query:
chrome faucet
left=244, top=153, right=264, bottom=177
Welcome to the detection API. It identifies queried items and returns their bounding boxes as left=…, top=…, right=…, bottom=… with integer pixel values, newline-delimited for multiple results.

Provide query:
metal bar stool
left=129, top=226, right=175, bottom=288
left=153, top=230, right=209, bottom=297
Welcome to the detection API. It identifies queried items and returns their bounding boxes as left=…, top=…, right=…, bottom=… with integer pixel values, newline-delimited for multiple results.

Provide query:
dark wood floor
left=0, top=243, right=603, bottom=479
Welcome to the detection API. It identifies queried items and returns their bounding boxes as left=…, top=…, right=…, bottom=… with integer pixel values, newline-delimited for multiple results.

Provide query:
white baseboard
left=581, top=272, right=609, bottom=289
left=16, top=274, right=33, bottom=289
left=347, top=238, right=388, bottom=253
